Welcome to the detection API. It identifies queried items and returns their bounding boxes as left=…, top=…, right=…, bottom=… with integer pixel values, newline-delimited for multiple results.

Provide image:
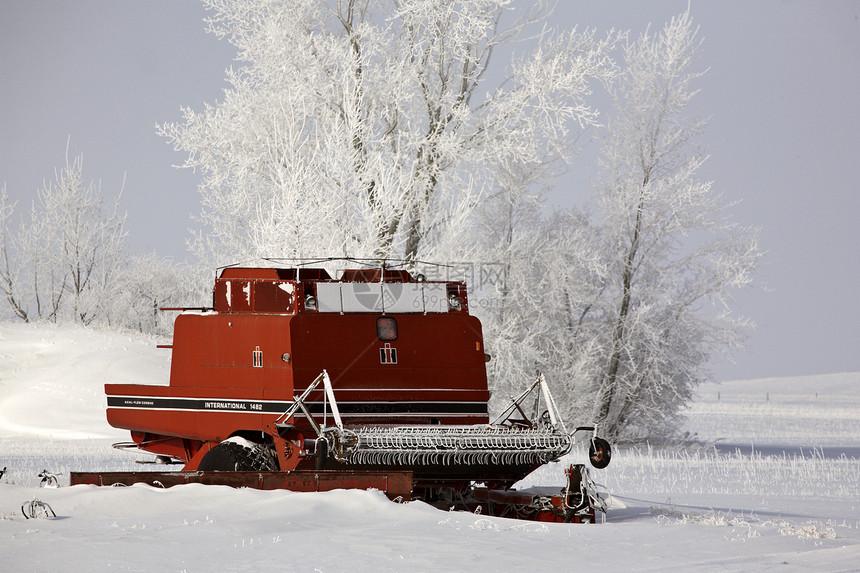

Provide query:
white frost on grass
left=684, top=373, right=860, bottom=446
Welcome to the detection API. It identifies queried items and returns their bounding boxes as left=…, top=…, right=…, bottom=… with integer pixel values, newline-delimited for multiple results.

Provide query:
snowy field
left=1, top=322, right=858, bottom=571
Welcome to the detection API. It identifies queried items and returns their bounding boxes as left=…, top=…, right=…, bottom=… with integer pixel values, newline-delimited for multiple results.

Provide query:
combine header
left=73, top=265, right=611, bottom=522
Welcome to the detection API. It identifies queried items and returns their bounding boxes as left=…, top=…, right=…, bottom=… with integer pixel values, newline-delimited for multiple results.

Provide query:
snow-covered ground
left=1, top=322, right=858, bottom=571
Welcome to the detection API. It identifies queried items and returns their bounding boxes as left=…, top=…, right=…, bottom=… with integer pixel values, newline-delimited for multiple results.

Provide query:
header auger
left=72, top=266, right=611, bottom=522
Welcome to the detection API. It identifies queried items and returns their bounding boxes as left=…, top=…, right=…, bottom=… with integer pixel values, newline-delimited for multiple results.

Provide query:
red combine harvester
left=71, top=265, right=611, bottom=522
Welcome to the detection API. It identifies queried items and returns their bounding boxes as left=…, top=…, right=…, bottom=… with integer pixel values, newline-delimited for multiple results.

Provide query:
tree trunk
left=594, top=176, right=648, bottom=438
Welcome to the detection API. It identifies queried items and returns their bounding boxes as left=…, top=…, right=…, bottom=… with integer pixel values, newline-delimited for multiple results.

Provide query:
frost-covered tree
left=477, top=11, right=760, bottom=440
left=0, top=185, right=28, bottom=321
left=0, top=147, right=127, bottom=324
left=156, top=3, right=759, bottom=441
left=473, top=169, right=550, bottom=409
left=106, top=254, right=211, bottom=336
left=159, top=0, right=617, bottom=268
left=474, top=186, right=609, bottom=423
left=587, top=12, right=761, bottom=441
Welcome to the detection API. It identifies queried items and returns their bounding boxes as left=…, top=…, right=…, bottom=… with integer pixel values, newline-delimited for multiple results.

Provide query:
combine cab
left=82, top=266, right=611, bottom=522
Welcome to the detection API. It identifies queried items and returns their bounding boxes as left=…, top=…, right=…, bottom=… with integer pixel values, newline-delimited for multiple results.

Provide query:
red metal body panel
left=106, top=267, right=489, bottom=465
left=290, top=313, right=488, bottom=425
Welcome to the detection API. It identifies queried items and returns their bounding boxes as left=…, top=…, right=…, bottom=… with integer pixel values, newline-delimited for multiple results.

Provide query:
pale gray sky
left=1, top=1, right=858, bottom=382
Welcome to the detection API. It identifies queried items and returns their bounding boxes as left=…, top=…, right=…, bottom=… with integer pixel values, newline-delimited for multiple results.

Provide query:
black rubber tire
left=315, top=438, right=329, bottom=471
left=198, top=440, right=278, bottom=472
left=588, top=437, right=612, bottom=469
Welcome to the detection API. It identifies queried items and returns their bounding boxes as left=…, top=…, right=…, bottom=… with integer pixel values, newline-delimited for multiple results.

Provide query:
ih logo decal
left=380, top=343, right=397, bottom=364
left=253, top=346, right=263, bottom=368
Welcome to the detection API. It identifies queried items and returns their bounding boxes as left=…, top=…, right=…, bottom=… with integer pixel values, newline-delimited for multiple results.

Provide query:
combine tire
left=588, top=437, right=612, bottom=469
left=198, top=439, right=278, bottom=472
